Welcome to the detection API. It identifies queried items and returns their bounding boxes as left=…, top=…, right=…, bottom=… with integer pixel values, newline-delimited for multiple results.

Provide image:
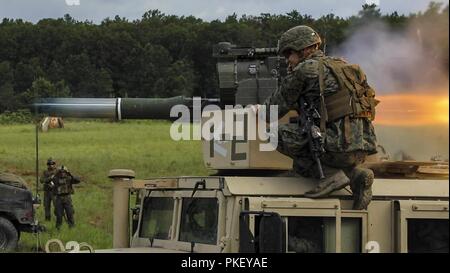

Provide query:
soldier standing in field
left=40, top=158, right=57, bottom=221
left=260, top=25, right=379, bottom=209
left=51, top=165, right=81, bottom=230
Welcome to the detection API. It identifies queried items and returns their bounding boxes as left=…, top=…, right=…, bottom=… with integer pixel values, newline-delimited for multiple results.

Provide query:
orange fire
left=374, top=92, right=449, bottom=126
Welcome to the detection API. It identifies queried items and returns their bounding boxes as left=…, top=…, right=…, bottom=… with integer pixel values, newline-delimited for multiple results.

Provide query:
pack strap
left=318, top=58, right=328, bottom=132
left=321, top=57, right=353, bottom=144
left=344, top=116, right=351, bottom=145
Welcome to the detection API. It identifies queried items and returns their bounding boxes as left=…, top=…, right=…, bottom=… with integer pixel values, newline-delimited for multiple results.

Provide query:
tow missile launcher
left=33, top=43, right=449, bottom=253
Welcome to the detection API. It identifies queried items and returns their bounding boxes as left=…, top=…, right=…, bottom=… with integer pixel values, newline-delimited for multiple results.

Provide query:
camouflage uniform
left=41, top=169, right=57, bottom=221
left=264, top=26, right=378, bottom=209
left=52, top=167, right=80, bottom=229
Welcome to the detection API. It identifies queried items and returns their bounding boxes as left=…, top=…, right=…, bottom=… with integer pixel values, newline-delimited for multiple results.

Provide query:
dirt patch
left=88, top=214, right=104, bottom=228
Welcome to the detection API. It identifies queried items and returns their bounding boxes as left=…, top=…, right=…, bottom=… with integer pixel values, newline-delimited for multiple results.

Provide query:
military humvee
left=0, top=172, right=42, bottom=251
left=105, top=165, right=448, bottom=253
left=34, top=42, right=449, bottom=253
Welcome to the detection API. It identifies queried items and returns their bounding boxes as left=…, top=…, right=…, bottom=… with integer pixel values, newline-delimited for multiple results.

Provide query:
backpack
left=318, top=57, right=379, bottom=123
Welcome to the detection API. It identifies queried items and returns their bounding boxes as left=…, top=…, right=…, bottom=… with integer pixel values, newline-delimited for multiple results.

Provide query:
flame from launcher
left=374, top=91, right=449, bottom=126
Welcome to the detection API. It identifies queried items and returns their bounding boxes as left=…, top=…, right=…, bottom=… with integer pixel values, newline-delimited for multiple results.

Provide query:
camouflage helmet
left=47, top=158, right=56, bottom=165
left=278, top=25, right=322, bottom=55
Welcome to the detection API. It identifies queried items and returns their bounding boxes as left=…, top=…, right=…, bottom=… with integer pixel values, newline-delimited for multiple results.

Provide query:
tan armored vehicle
left=34, top=43, right=449, bottom=253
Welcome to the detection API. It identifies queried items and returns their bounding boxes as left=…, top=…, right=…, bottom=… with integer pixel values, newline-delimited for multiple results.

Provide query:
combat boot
left=350, top=167, right=374, bottom=210
left=304, top=170, right=350, bottom=198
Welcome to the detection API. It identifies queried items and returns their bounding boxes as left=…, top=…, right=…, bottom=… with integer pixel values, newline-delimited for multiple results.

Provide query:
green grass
left=3, top=121, right=448, bottom=252
left=0, top=120, right=212, bottom=252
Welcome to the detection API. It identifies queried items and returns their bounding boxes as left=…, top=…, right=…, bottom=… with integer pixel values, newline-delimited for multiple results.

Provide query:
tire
left=0, top=217, right=18, bottom=252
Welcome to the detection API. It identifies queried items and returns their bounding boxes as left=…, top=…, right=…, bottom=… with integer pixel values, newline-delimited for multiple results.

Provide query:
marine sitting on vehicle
left=260, top=25, right=379, bottom=209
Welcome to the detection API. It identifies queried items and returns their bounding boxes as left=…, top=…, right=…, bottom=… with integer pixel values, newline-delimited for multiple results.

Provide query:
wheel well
left=0, top=212, right=20, bottom=231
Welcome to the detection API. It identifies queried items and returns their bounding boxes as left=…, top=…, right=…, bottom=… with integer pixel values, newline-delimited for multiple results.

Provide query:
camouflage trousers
left=55, top=194, right=75, bottom=229
left=43, top=190, right=55, bottom=220
left=277, top=123, right=373, bottom=209
left=277, top=123, right=368, bottom=178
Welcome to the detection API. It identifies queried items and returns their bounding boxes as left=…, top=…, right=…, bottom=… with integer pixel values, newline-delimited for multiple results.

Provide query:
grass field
left=1, top=120, right=448, bottom=252
left=0, top=120, right=212, bottom=252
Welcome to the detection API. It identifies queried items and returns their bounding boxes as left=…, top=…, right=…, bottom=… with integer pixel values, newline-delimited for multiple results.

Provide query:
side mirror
left=259, top=213, right=285, bottom=253
left=239, top=211, right=285, bottom=253
left=239, top=213, right=256, bottom=253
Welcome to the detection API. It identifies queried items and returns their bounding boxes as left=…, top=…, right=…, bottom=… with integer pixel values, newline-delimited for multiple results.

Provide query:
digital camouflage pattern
left=264, top=50, right=378, bottom=155
left=55, top=195, right=75, bottom=229
left=52, top=169, right=80, bottom=229
left=349, top=167, right=374, bottom=210
left=40, top=169, right=57, bottom=220
left=264, top=48, right=378, bottom=209
left=278, top=25, right=322, bottom=54
left=41, top=169, right=57, bottom=191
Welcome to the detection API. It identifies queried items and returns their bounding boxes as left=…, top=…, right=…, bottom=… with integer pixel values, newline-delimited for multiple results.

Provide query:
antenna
left=35, top=120, right=39, bottom=199
left=34, top=104, right=41, bottom=252
left=323, top=8, right=334, bottom=55
left=323, top=21, right=328, bottom=55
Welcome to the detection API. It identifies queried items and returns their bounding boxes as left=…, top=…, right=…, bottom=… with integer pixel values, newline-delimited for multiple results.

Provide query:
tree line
left=0, top=3, right=448, bottom=113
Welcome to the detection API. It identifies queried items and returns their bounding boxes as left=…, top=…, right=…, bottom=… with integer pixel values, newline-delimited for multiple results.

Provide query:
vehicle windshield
left=179, top=198, right=219, bottom=245
left=139, top=197, right=174, bottom=240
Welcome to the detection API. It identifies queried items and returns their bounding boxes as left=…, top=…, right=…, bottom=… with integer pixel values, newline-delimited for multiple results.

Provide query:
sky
left=0, top=0, right=448, bottom=23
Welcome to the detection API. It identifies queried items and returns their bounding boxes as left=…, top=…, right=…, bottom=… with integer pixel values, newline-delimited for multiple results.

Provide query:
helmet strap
left=299, top=44, right=319, bottom=61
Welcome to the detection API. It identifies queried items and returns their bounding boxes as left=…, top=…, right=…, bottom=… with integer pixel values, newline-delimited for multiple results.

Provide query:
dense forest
left=0, top=3, right=448, bottom=113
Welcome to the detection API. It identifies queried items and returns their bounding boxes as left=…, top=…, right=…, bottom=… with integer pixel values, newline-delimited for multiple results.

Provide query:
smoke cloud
left=333, top=20, right=449, bottom=94
left=331, top=13, right=449, bottom=161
